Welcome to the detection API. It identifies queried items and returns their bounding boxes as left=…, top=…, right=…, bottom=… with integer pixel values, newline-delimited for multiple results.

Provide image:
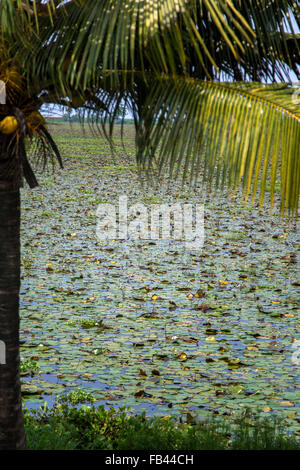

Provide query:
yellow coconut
left=0, top=115, right=18, bottom=134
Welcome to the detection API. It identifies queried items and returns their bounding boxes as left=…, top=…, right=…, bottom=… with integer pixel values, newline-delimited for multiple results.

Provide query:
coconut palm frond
left=238, top=1, right=299, bottom=48
left=266, top=33, right=300, bottom=79
left=137, top=79, right=300, bottom=216
left=184, top=2, right=299, bottom=81
left=27, top=123, right=63, bottom=174
left=20, top=0, right=299, bottom=93
left=25, top=0, right=258, bottom=92
left=3, top=1, right=299, bottom=87
left=0, top=0, right=59, bottom=39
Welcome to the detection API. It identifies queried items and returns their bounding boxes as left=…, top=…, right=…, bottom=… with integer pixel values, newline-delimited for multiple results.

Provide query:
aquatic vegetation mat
left=20, top=124, right=300, bottom=437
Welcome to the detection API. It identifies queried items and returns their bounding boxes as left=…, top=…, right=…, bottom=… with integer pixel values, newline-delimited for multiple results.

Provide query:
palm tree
left=0, top=0, right=299, bottom=449
left=0, top=38, right=64, bottom=449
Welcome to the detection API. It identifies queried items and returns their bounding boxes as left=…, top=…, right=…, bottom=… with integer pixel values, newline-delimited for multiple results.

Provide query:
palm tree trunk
left=0, top=178, right=26, bottom=449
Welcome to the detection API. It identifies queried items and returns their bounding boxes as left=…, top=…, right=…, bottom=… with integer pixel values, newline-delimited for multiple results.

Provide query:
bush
left=23, top=404, right=300, bottom=451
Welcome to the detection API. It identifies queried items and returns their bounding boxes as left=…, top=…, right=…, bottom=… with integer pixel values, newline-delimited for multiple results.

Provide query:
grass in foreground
left=24, top=404, right=300, bottom=450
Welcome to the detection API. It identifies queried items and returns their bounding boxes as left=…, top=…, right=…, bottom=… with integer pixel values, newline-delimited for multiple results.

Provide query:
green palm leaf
left=137, top=80, right=300, bottom=216
left=19, top=0, right=257, bottom=89
left=13, top=0, right=298, bottom=87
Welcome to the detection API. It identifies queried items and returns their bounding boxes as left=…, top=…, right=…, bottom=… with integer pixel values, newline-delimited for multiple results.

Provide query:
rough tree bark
left=0, top=134, right=26, bottom=449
